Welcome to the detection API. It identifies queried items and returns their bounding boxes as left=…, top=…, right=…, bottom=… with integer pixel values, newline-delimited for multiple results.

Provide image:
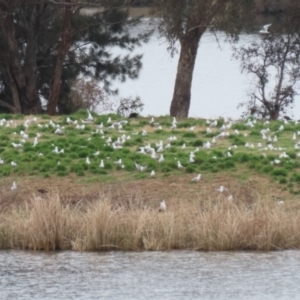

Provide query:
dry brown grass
left=1, top=178, right=300, bottom=252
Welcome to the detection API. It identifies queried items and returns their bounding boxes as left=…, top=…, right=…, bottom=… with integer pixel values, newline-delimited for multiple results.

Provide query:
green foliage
left=183, top=132, right=197, bottom=138
left=0, top=2, right=150, bottom=114
left=229, top=136, right=245, bottom=146
left=291, top=173, right=300, bottom=183
left=185, top=165, right=196, bottom=173
left=279, top=177, right=288, bottom=184
left=271, top=168, right=288, bottom=177
left=232, top=123, right=248, bottom=131
left=0, top=113, right=300, bottom=196
left=192, top=139, right=203, bottom=147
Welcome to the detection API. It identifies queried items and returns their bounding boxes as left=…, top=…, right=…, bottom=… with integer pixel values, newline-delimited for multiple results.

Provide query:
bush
left=117, top=96, right=144, bottom=117
left=292, top=173, right=300, bottom=183
left=183, top=132, right=197, bottom=138
left=193, top=139, right=203, bottom=147
left=271, top=169, right=287, bottom=177
left=229, top=136, right=245, bottom=146
left=65, top=79, right=114, bottom=114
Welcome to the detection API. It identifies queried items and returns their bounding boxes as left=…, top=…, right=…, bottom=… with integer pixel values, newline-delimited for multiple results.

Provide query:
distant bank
left=80, top=1, right=295, bottom=16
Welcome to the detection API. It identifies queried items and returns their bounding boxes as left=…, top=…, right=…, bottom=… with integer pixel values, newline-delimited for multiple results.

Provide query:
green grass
left=1, top=111, right=300, bottom=192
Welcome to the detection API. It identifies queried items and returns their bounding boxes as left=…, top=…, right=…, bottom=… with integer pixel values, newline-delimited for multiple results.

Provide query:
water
left=112, top=20, right=300, bottom=119
left=1, top=250, right=300, bottom=299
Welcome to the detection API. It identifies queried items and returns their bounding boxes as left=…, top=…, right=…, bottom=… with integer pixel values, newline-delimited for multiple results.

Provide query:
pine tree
left=0, top=0, right=150, bottom=114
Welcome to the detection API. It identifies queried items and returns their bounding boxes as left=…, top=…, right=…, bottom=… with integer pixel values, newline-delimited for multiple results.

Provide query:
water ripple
left=1, top=250, right=300, bottom=299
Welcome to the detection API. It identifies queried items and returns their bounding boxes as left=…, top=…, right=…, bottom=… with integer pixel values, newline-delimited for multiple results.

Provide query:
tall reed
left=1, top=193, right=300, bottom=251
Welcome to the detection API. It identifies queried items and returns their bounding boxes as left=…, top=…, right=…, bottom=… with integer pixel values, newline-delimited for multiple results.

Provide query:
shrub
left=117, top=96, right=144, bottom=117
left=261, top=165, right=273, bottom=173
left=279, top=177, right=288, bottom=184
left=185, top=165, right=196, bottom=173
left=67, top=78, right=114, bottom=114
left=232, top=123, right=248, bottom=131
left=229, top=136, right=245, bottom=146
left=183, top=132, right=197, bottom=138
left=193, top=139, right=203, bottom=147
left=271, top=169, right=288, bottom=177
left=292, top=173, right=300, bottom=183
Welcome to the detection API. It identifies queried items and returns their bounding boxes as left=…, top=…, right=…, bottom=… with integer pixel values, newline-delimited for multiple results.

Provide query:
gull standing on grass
left=53, top=146, right=59, bottom=154
left=54, top=128, right=64, bottom=135
left=190, top=174, right=201, bottom=182
left=11, top=142, right=23, bottom=148
left=227, top=195, right=233, bottom=201
left=216, top=186, right=227, bottom=193
left=67, top=117, right=77, bottom=125
left=177, top=161, right=185, bottom=169
left=170, top=123, right=177, bottom=130
left=11, top=181, right=17, bottom=190
left=99, top=160, right=105, bottom=168
left=135, top=162, right=147, bottom=171
left=84, top=109, right=94, bottom=123
left=33, top=136, right=38, bottom=147
left=158, top=154, right=164, bottom=163
left=189, top=155, right=195, bottom=163
left=114, top=158, right=122, bottom=165
left=159, top=200, right=167, bottom=212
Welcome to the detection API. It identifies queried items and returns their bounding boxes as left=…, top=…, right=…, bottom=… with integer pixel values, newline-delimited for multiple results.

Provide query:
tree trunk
left=0, top=4, right=41, bottom=114
left=22, top=5, right=41, bottom=114
left=170, top=30, right=204, bottom=118
left=269, top=110, right=279, bottom=120
left=47, top=1, right=72, bottom=115
left=269, top=104, right=280, bottom=120
left=6, top=67, right=21, bottom=113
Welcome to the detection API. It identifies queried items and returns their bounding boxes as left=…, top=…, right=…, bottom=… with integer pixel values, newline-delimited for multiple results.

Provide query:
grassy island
left=0, top=110, right=300, bottom=251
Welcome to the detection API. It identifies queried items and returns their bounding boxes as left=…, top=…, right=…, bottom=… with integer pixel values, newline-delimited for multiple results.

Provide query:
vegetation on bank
left=1, top=111, right=300, bottom=193
left=1, top=191, right=300, bottom=251
left=0, top=111, right=300, bottom=251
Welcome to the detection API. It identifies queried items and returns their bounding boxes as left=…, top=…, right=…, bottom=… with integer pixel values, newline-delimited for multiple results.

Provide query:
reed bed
left=1, top=189, right=300, bottom=252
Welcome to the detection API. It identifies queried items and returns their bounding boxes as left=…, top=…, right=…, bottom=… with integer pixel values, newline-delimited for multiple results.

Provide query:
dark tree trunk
left=269, top=108, right=279, bottom=120
left=5, top=67, right=22, bottom=113
left=0, top=3, right=41, bottom=114
left=22, top=5, right=41, bottom=114
left=170, top=29, right=204, bottom=118
left=47, top=1, right=72, bottom=116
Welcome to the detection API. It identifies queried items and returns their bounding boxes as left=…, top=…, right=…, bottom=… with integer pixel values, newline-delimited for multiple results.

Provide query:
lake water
left=1, top=250, right=300, bottom=299
left=112, top=19, right=300, bottom=120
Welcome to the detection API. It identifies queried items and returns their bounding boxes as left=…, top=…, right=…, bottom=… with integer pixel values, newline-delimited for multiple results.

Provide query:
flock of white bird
left=0, top=25, right=287, bottom=208
left=1, top=108, right=298, bottom=209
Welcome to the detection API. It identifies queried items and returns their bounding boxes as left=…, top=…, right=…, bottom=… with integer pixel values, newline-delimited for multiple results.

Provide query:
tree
left=0, top=0, right=43, bottom=113
left=47, top=0, right=73, bottom=115
left=67, top=78, right=114, bottom=114
left=233, top=0, right=300, bottom=120
left=0, top=0, right=150, bottom=114
left=153, top=0, right=255, bottom=118
left=233, top=33, right=300, bottom=120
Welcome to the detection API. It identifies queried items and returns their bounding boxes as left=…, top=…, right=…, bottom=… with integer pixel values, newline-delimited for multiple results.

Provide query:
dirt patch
left=0, top=173, right=291, bottom=212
